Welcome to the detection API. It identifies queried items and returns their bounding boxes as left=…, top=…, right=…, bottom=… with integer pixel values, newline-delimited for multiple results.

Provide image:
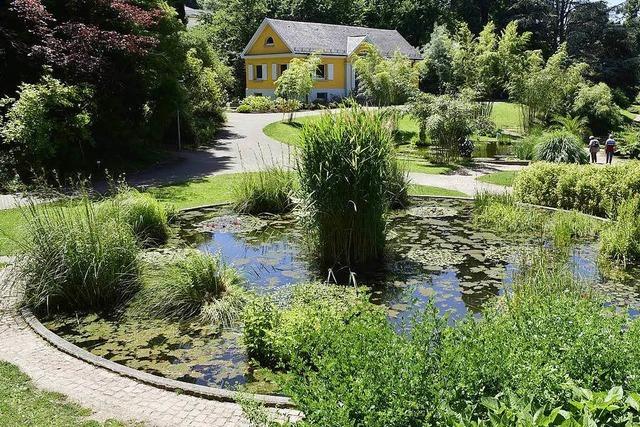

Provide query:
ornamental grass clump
left=533, top=131, right=589, bottom=164
left=131, top=250, right=245, bottom=325
left=232, top=167, right=297, bottom=215
left=297, top=107, right=395, bottom=266
left=97, top=187, right=171, bottom=247
left=19, top=196, right=140, bottom=314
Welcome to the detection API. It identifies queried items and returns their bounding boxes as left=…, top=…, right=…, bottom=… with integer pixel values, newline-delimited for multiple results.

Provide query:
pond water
left=44, top=198, right=640, bottom=392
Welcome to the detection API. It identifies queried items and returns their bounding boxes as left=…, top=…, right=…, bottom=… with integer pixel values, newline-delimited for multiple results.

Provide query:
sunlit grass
left=476, top=170, right=519, bottom=187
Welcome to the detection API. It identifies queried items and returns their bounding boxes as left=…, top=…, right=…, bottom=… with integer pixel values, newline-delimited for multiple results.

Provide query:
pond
left=43, top=198, right=640, bottom=392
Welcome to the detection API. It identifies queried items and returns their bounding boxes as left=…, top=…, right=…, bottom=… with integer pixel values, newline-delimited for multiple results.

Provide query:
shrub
left=19, top=196, right=140, bottom=313
left=513, top=161, right=640, bottom=217
left=279, top=257, right=640, bottom=425
left=573, top=83, right=622, bottom=136
left=98, top=188, right=171, bottom=246
left=533, top=131, right=589, bottom=164
left=238, top=96, right=274, bottom=113
left=273, top=97, right=302, bottom=113
left=232, top=168, right=297, bottom=215
left=242, top=283, right=382, bottom=370
left=0, top=76, right=94, bottom=177
left=618, top=127, right=640, bottom=159
left=297, top=107, right=395, bottom=266
left=599, top=197, right=640, bottom=266
left=131, top=250, right=245, bottom=323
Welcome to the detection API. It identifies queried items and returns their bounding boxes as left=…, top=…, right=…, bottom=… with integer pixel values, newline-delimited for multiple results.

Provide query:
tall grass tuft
left=533, top=131, right=589, bottom=164
left=599, top=196, right=640, bottom=267
left=473, top=192, right=544, bottom=234
left=19, top=195, right=140, bottom=314
left=386, top=161, right=410, bottom=209
left=232, top=167, right=297, bottom=215
left=297, top=107, right=394, bottom=266
left=130, top=250, right=246, bottom=324
left=98, top=187, right=171, bottom=247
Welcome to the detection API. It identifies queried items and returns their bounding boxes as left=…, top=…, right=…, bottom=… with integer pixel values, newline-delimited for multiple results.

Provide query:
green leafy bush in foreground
left=297, top=107, right=395, bottom=266
left=19, top=196, right=140, bottom=313
left=513, top=161, right=640, bottom=217
left=244, top=260, right=640, bottom=426
left=131, top=250, right=245, bottom=324
left=533, top=131, right=589, bottom=164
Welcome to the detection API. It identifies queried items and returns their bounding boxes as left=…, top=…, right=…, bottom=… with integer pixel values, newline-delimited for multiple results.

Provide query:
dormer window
left=265, top=37, right=274, bottom=46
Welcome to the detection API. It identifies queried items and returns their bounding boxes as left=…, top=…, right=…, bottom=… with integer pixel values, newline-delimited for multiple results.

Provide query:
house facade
left=241, top=18, right=422, bottom=101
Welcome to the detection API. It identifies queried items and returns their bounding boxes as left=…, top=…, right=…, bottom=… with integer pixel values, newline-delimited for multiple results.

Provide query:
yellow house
left=241, top=18, right=422, bottom=101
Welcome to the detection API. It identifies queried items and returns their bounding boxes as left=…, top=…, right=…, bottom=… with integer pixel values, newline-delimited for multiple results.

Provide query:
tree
left=509, top=43, right=587, bottom=130
left=1, top=76, right=94, bottom=175
left=275, top=53, right=320, bottom=118
left=420, top=24, right=454, bottom=94
left=572, top=83, right=622, bottom=136
left=353, top=44, right=420, bottom=105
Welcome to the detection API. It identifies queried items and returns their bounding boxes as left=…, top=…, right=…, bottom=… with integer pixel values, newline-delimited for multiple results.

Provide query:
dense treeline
left=0, top=0, right=233, bottom=183
left=201, top=0, right=640, bottom=98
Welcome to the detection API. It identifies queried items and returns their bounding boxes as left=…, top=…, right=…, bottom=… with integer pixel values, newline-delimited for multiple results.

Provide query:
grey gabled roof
left=247, top=18, right=422, bottom=60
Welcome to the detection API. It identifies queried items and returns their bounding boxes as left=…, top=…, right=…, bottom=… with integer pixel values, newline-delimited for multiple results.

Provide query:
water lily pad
left=407, top=206, right=458, bottom=218
left=406, top=247, right=465, bottom=267
left=197, top=214, right=267, bottom=234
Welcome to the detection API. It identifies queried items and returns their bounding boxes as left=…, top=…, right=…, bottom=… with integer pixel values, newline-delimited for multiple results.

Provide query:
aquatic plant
left=545, top=210, right=601, bottom=249
left=242, top=283, right=374, bottom=369
left=533, top=131, right=588, bottom=164
left=599, top=196, right=640, bottom=267
left=19, top=195, right=140, bottom=313
left=473, top=192, right=544, bottom=234
left=131, top=250, right=245, bottom=324
left=297, top=107, right=395, bottom=266
left=386, top=161, right=410, bottom=209
left=98, top=187, right=171, bottom=247
left=232, top=167, right=297, bottom=215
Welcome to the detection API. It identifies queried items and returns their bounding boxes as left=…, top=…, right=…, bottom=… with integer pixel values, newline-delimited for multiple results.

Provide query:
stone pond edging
left=19, top=306, right=295, bottom=409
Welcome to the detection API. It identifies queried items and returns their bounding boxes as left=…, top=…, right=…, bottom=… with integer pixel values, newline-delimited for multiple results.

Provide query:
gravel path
left=409, top=163, right=522, bottom=195
left=0, top=269, right=301, bottom=426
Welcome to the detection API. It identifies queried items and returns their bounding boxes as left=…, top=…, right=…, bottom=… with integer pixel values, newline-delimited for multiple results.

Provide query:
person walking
left=605, top=134, right=616, bottom=164
left=588, top=135, right=600, bottom=164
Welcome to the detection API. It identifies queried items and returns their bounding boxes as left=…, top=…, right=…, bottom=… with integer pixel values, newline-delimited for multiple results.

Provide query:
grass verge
left=476, top=170, right=519, bottom=187
left=0, top=361, right=134, bottom=426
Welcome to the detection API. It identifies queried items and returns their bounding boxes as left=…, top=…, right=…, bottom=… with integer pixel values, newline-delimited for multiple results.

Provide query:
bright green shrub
left=533, top=131, right=589, bottom=164
left=242, top=283, right=376, bottom=369
left=513, top=161, right=640, bottom=217
left=238, top=96, right=274, bottom=113
left=600, top=197, right=640, bottom=266
left=278, top=260, right=640, bottom=425
left=19, top=197, right=140, bottom=313
left=618, top=127, right=640, bottom=159
left=573, top=83, right=622, bottom=136
left=0, top=76, right=94, bottom=176
left=297, top=107, right=395, bottom=266
left=131, top=250, right=245, bottom=323
left=232, top=168, right=297, bottom=215
left=99, top=188, right=170, bottom=247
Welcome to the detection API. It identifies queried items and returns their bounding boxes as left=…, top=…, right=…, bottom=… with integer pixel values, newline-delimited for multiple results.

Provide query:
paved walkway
left=409, top=162, right=522, bottom=195
left=0, top=269, right=301, bottom=426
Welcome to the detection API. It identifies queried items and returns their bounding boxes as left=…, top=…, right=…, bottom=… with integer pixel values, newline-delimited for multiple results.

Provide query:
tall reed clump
left=130, top=250, right=246, bottom=325
left=98, top=187, right=171, bottom=247
left=297, top=107, right=394, bottom=266
left=19, top=196, right=140, bottom=314
left=600, top=196, right=640, bottom=267
left=232, top=167, right=297, bottom=215
left=386, top=161, right=410, bottom=209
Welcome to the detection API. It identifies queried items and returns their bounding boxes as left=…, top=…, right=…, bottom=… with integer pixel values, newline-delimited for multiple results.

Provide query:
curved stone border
left=20, top=307, right=294, bottom=409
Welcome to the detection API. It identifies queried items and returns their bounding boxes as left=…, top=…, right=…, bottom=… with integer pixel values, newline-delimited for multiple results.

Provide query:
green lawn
left=0, top=173, right=465, bottom=256
left=0, top=361, right=134, bottom=426
left=409, top=184, right=467, bottom=197
left=476, top=170, right=519, bottom=187
left=490, top=102, right=523, bottom=132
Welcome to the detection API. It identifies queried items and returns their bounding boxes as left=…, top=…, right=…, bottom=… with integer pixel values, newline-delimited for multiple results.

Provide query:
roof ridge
left=265, top=17, right=399, bottom=33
